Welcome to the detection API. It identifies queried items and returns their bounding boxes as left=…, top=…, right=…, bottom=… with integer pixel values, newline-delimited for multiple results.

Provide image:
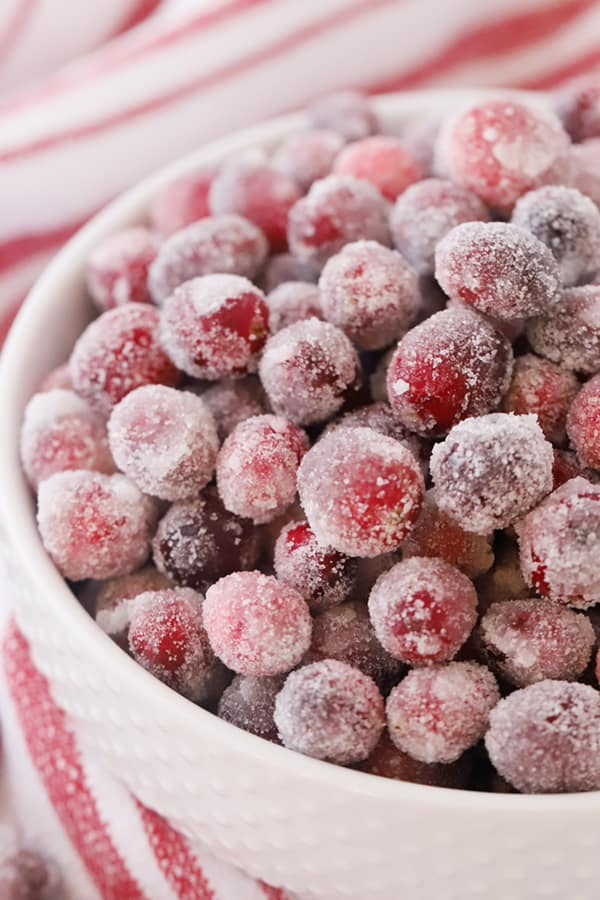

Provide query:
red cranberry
left=266, top=281, right=323, bottom=333
left=555, top=76, right=600, bottom=142
left=218, top=674, right=284, bottom=741
left=308, top=90, right=379, bottom=142
left=149, top=166, right=217, bottom=235
left=272, top=129, right=344, bottom=191
left=200, top=376, right=267, bottom=440
left=38, top=363, right=73, bottom=392
left=262, top=252, right=320, bottom=292
left=86, top=227, right=160, bottom=311
left=95, top=565, right=172, bottom=646
left=567, top=373, right=600, bottom=469
left=552, top=447, right=585, bottom=489
left=333, top=136, right=422, bottom=201
left=361, top=730, right=472, bottom=788
left=527, top=285, right=600, bottom=375
left=501, top=353, right=579, bottom=445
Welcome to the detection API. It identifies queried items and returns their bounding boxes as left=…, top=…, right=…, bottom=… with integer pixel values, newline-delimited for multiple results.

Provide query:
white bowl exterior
left=2, top=89, right=600, bottom=900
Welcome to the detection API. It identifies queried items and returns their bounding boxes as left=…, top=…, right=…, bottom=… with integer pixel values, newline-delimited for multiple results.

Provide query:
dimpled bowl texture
left=1, top=91, right=599, bottom=900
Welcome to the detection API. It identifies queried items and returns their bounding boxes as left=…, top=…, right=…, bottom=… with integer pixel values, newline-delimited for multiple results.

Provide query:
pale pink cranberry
left=272, top=130, right=344, bottom=191
left=527, top=285, right=600, bottom=375
left=555, top=76, right=600, bottom=142
left=160, top=274, right=269, bottom=380
left=262, top=253, right=320, bottom=291
left=216, top=414, right=308, bottom=524
left=361, top=730, right=473, bottom=788
left=567, top=373, right=600, bottom=469
left=485, top=680, right=600, bottom=793
left=298, top=426, right=424, bottom=558
left=204, top=571, right=311, bottom=676
left=266, top=281, right=323, bottom=333
left=149, top=166, right=217, bottom=235
left=570, top=138, right=600, bottom=205
left=95, top=565, right=171, bottom=646
left=308, top=90, right=379, bottom=142
left=69, top=304, right=180, bottom=417
left=386, top=662, right=499, bottom=764
left=86, top=227, right=160, bottom=311
left=430, top=413, right=554, bottom=534
left=218, top=674, right=284, bottom=741
left=38, top=363, right=73, bottom=392
left=274, top=659, right=384, bottom=763
left=37, top=471, right=156, bottom=581
left=20, top=389, right=113, bottom=488
left=200, top=376, right=267, bottom=441
left=333, top=136, right=422, bottom=201
left=501, top=353, right=579, bottom=445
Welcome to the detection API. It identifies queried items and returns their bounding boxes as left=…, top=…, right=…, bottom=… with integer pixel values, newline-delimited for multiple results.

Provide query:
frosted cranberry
left=69, top=304, right=179, bottom=416
left=571, top=138, right=600, bottom=206
left=204, top=571, right=311, bottom=675
left=37, top=471, right=156, bottom=581
left=298, top=426, right=424, bottom=557
left=485, top=680, right=600, bottom=793
left=267, top=281, right=323, bottom=333
left=274, top=659, right=384, bottom=763
left=20, top=389, right=113, bottom=488
left=38, top=363, right=73, bottom=392
left=527, top=285, right=600, bottom=375
left=361, top=731, right=472, bottom=788
left=387, top=306, right=513, bottom=437
left=0, top=848, right=62, bottom=900
left=555, top=76, right=600, bottom=142
left=273, top=130, right=344, bottom=191
left=259, top=318, right=360, bottom=426
left=387, top=662, right=499, bottom=764
left=308, top=90, right=379, bottom=142
left=216, top=414, right=308, bottom=524
left=438, top=97, right=570, bottom=213
left=152, top=490, right=260, bottom=592
left=209, top=157, right=300, bottom=250
left=512, top=186, right=600, bottom=286
left=318, top=240, right=418, bottom=350
left=435, top=221, right=561, bottom=320
left=402, top=490, right=494, bottom=579
left=501, top=353, right=579, bottom=445
left=518, top=476, right=600, bottom=609
left=390, top=177, right=488, bottom=276
left=262, top=253, right=320, bottom=292
left=160, top=274, right=269, bottom=379
left=476, top=536, right=531, bottom=611
left=200, top=376, right=267, bottom=441
left=149, top=166, right=217, bottom=235
left=108, top=385, right=218, bottom=500
left=128, top=587, right=221, bottom=703
left=148, top=214, right=267, bottom=305
left=218, top=674, right=284, bottom=741
left=480, top=598, right=594, bottom=688
left=274, top=520, right=357, bottom=612
left=333, top=136, right=422, bottom=202
left=287, top=175, right=390, bottom=268
left=567, top=374, right=600, bottom=469
left=85, top=227, right=160, bottom=312
left=95, top=565, right=171, bottom=646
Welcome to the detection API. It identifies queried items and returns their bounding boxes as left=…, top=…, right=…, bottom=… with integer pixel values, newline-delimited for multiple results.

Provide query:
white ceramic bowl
left=1, top=89, right=599, bottom=900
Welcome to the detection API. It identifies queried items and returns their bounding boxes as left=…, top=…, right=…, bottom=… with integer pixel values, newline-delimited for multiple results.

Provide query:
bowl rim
left=1, top=86, right=597, bottom=813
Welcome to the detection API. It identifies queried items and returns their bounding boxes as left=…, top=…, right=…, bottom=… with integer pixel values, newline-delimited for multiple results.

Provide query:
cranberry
left=333, top=136, right=422, bottom=201
left=501, top=353, right=579, bottom=445
left=571, top=138, right=600, bottom=206
left=552, top=447, right=585, bottom=489
left=361, top=730, right=473, bottom=788
left=200, top=376, right=267, bottom=441
left=566, top=373, right=600, bottom=469
left=527, top=284, right=600, bottom=375
left=262, top=252, right=320, bottom=291
left=149, top=166, right=217, bottom=235
left=95, top=564, right=171, bottom=646
left=266, top=281, right=323, bottom=333
left=38, top=363, right=73, bottom=392
left=555, top=76, right=600, bottom=142
left=86, top=226, right=160, bottom=312
left=272, top=129, right=344, bottom=191
left=218, top=674, right=284, bottom=741
left=308, top=90, right=379, bottom=142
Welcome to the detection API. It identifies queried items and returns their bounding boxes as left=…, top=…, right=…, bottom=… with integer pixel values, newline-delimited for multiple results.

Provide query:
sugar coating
left=69, top=304, right=179, bottom=417
left=480, top=598, right=594, bottom=687
left=518, top=477, right=600, bottom=609
left=386, top=306, right=513, bottom=436
left=287, top=175, right=390, bottom=268
left=262, top=252, right=320, bottom=292
left=274, top=659, right=384, bottom=764
left=200, top=376, right=267, bottom=441
left=152, top=489, right=260, bottom=593
left=571, top=139, right=600, bottom=206
left=318, top=240, right=419, bottom=350
left=435, top=221, right=561, bottom=320
left=431, top=413, right=554, bottom=534
left=390, top=177, right=489, bottom=275
left=554, top=76, right=600, bottom=142
left=485, top=680, right=600, bottom=793
left=298, top=426, right=424, bottom=558
left=361, top=730, right=472, bottom=788
left=160, top=273, right=269, bottom=380
left=39, top=363, right=73, bottom=393
left=527, top=284, right=600, bottom=375
left=501, top=353, right=580, bottom=445
left=217, top=414, right=308, bottom=524
left=148, top=165, right=217, bottom=236
left=218, top=674, right=285, bottom=741
left=95, top=565, right=172, bottom=644
left=86, top=226, right=160, bottom=311
left=386, top=661, right=499, bottom=764
left=333, top=135, right=423, bottom=201
left=511, top=185, right=600, bottom=286
left=308, top=90, right=379, bottom=142
left=272, top=129, right=344, bottom=192
left=20, top=389, right=114, bottom=488
left=204, top=571, right=312, bottom=676
left=266, top=281, right=323, bottom=333
left=37, top=471, right=156, bottom=581
left=567, top=373, right=600, bottom=469
left=148, top=214, right=267, bottom=304
left=369, top=557, right=478, bottom=666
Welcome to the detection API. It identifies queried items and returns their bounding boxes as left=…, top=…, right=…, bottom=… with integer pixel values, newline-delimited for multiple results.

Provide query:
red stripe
left=3, top=620, right=146, bottom=900
left=520, top=46, right=600, bottom=89
left=259, top=882, right=287, bottom=899
left=111, top=0, right=162, bottom=37
left=0, top=0, right=36, bottom=64
left=0, top=213, right=93, bottom=274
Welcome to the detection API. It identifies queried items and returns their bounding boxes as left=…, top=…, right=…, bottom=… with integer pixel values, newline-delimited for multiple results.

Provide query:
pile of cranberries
left=23, top=84, right=600, bottom=794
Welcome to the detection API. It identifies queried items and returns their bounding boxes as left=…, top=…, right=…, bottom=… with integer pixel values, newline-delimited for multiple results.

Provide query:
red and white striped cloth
left=3, top=1, right=600, bottom=896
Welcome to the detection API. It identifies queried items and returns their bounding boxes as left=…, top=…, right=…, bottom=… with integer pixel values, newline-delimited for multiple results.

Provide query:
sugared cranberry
left=0, top=847, right=62, bottom=900
left=95, top=565, right=171, bottom=645
left=259, top=318, right=360, bottom=426
left=308, top=90, right=379, bottom=142
left=555, top=76, right=600, bottom=142
left=566, top=374, right=600, bottom=469
left=485, top=680, right=600, bottom=793
left=287, top=175, right=390, bottom=268
left=20, top=389, right=113, bottom=488
left=204, top=571, right=311, bottom=675
left=86, top=227, right=160, bottom=311
left=200, top=376, right=267, bottom=440
left=518, top=476, right=600, bottom=609
left=437, top=97, right=570, bottom=213
left=209, top=157, right=301, bottom=250
left=37, top=471, right=156, bottom=581
left=527, top=284, right=600, bottom=375
left=149, top=166, right=217, bottom=235
left=38, top=363, right=73, bottom=392
left=571, top=138, right=600, bottom=206
left=298, top=426, right=424, bottom=557
left=216, top=414, right=308, bottom=523
left=361, top=730, right=472, bottom=788
left=69, top=304, right=179, bottom=416
left=152, top=489, right=260, bottom=592
left=266, top=281, right=323, bottom=333
left=218, top=674, right=284, bottom=741
left=386, top=306, right=513, bottom=437
left=333, top=136, right=422, bottom=201
left=160, top=274, right=269, bottom=379
left=501, top=353, right=579, bottom=445
left=272, top=130, right=344, bottom=191
left=318, top=240, right=418, bottom=350
left=262, top=253, right=320, bottom=291
left=274, top=659, right=384, bottom=763
left=386, top=662, right=499, bottom=764
left=435, top=221, right=561, bottom=320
